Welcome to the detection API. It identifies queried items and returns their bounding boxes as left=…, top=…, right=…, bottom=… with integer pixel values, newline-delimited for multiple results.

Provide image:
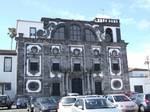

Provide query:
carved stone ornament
left=53, top=47, right=59, bottom=54
left=93, top=49, right=99, bottom=56
left=31, top=46, right=38, bottom=53
left=73, top=49, right=80, bottom=56
left=37, top=22, right=57, bottom=38
left=112, top=50, right=118, bottom=57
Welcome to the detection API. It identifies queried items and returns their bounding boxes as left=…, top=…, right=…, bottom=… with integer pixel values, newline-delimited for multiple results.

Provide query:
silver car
left=105, top=94, right=138, bottom=112
left=71, top=96, right=119, bottom=112
left=58, top=96, right=77, bottom=112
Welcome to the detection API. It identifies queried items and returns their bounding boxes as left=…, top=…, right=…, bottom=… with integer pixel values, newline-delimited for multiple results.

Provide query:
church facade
left=16, top=17, right=129, bottom=96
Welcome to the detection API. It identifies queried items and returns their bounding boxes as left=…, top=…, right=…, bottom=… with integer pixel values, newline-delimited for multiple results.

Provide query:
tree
left=7, top=28, right=17, bottom=50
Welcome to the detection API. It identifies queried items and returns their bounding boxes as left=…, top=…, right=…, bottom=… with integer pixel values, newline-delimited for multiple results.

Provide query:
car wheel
left=31, top=109, right=34, bottom=112
left=8, top=106, right=11, bottom=109
left=31, top=108, right=34, bottom=112
left=140, top=105, right=145, bottom=112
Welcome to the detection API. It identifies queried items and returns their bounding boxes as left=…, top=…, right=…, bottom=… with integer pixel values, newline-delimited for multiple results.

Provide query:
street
left=0, top=106, right=27, bottom=112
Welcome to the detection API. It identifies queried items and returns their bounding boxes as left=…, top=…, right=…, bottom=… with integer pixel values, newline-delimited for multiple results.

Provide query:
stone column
left=91, top=74, right=94, bottom=94
left=66, top=73, right=69, bottom=94
left=87, top=74, right=90, bottom=94
left=82, top=74, right=85, bottom=95
left=62, top=73, right=65, bottom=96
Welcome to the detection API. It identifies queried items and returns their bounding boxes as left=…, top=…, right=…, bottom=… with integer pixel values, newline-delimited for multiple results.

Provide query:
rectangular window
left=52, top=63, right=60, bottom=72
left=4, top=57, right=12, bottom=72
left=94, top=63, right=101, bottom=71
left=30, top=27, right=36, bottom=38
left=5, top=83, right=11, bottom=91
left=134, top=85, right=143, bottom=93
left=112, top=63, right=120, bottom=71
left=73, top=63, right=81, bottom=72
left=112, top=59, right=120, bottom=71
left=30, top=62, right=39, bottom=71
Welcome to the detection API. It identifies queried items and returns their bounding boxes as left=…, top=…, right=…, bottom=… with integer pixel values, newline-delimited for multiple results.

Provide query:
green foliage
left=8, top=28, right=17, bottom=38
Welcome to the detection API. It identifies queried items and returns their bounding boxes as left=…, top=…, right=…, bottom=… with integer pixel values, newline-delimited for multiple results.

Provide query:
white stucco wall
left=16, top=20, right=43, bottom=37
left=0, top=55, right=17, bottom=99
left=129, top=70, right=150, bottom=93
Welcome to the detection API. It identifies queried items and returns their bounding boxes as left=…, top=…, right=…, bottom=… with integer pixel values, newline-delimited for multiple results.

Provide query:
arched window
left=53, top=27, right=65, bottom=40
left=85, top=29, right=97, bottom=42
left=106, top=28, right=113, bottom=42
left=70, top=25, right=81, bottom=41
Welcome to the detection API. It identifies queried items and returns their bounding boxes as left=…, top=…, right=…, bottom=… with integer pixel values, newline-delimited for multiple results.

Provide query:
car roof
left=77, top=96, right=106, bottom=100
left=61, top=96, right=77, bottom=99
left=67, top=93, right=79, bottom=96
left=106, top=94, right=127, bottom=96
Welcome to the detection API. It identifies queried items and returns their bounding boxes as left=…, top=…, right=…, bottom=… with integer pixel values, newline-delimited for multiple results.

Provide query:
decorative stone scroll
left=37, top=21, right=57, bottom=38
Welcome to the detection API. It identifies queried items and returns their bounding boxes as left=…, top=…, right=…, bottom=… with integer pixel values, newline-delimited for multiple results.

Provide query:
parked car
left=133, top=93, right=150, bottom=112
left=67, top=93, right=79, bottom=96
left=105, top=94, right=138, bottom=112
left=0, top=95, right=13, bottom=109
left=129, top=93, right=139, bottom=102
left=16, top=97, right=29, bottom=109
left=50, top=96, right=62, bottom=104
left=58, top=96, right=77, bottom=112
left=71, top=96, right=119, bottom=112
left=33, top=97, right=57, bottom=112
left=124, top=91, right=139, bottom=99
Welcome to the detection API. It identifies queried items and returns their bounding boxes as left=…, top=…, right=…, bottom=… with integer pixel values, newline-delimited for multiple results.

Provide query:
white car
left=70, top=96, right=119, bottom=112
left=58, top=96, right=77, bottom=112
left=105, top=94, right=138, bottom=112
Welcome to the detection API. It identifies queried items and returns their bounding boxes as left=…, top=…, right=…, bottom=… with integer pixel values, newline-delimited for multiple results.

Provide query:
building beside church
left=129, top=68, right=150, bottom=93
left=0, top=50, right=17, bottom=99
left=16, top=17, right=129, bottom=96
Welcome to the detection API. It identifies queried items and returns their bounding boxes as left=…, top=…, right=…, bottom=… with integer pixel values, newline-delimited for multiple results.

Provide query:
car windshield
left=61, top=97, right=76, bottom=104
left=37, top=97, right=55, bottom=104
left=0, top=96, right=7, bottom=101
left=114, top=95, right=130, bottom=102
left=85, top=98, right=114, bottom=109
left=18, top=98, right=28, bottom=102
left=146, top=94, right=150, bottom=100
left=50, top=96, right=61, bottom=103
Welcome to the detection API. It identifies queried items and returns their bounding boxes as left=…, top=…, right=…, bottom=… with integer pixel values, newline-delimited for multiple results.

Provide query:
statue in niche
left=93, top=26, right=111, bottom=42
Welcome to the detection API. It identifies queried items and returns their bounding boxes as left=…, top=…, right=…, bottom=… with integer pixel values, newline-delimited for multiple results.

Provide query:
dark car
left=0, top=95, right=13, bottom=109
left=134, top=93, right=150, bottom=112
left=50, top=96, right=61, bottom=104
left=34, top=97, right=57, bottom=112
left=16, top=97, right=28, bottom=109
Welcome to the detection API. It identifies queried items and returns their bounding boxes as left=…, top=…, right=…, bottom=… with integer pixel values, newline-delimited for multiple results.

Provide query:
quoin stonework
left=16, top=17, right=129, bottom=96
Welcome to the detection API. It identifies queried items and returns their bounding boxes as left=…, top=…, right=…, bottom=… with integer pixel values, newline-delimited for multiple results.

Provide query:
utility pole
left=145, top=56, right=150, bottom=77
left=144, top=56, right=150, bottom=93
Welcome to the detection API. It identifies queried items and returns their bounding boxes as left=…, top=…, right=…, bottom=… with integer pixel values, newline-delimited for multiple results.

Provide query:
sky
left=0, top=0, right=150, bottom=69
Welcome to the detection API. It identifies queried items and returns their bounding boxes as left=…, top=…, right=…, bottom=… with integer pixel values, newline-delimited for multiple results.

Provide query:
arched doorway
left=72, top=78, right=82, bottom=95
